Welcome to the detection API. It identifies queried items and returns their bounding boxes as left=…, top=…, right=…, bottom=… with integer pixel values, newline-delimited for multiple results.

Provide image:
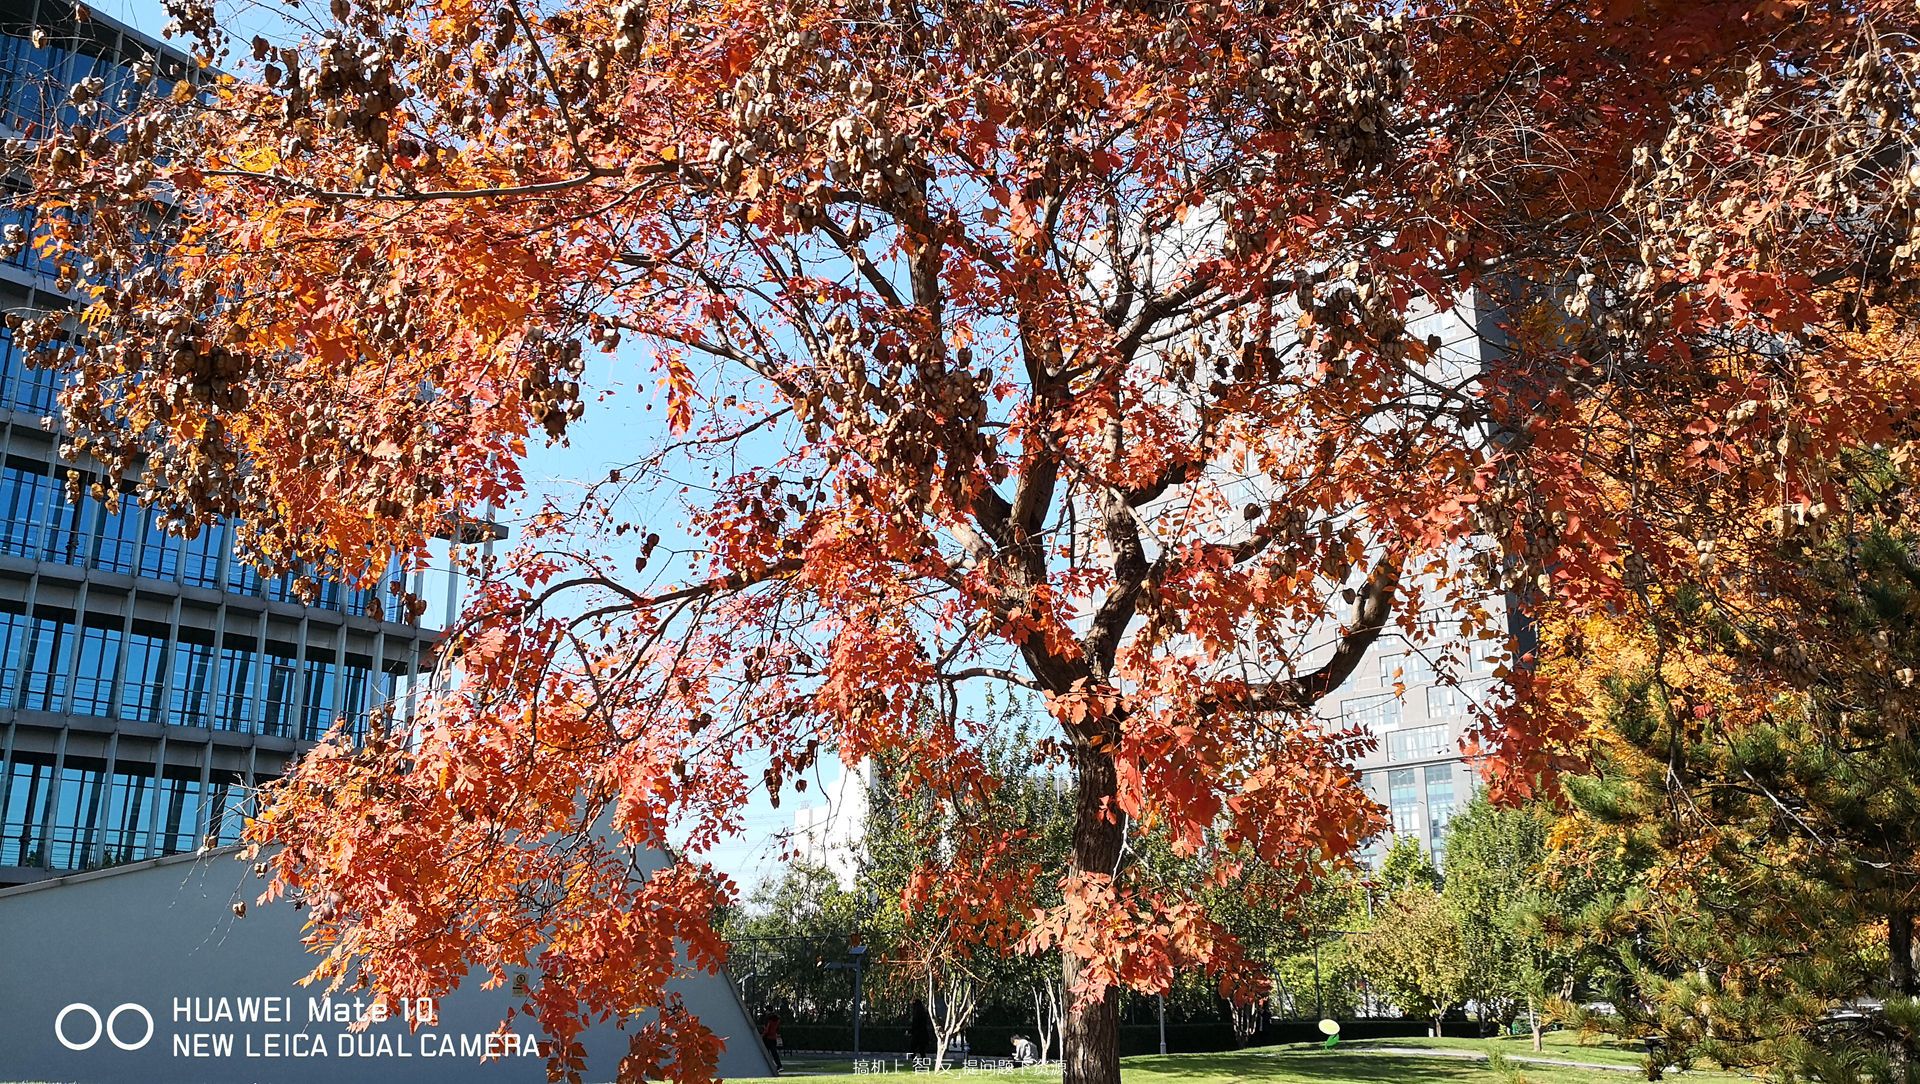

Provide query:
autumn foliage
left=13, top=0, right=1920, bottom=1079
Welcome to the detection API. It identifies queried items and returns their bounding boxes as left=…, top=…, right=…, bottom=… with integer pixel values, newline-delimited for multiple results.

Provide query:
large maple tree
left=13, top=0, right=1920, bottom=1080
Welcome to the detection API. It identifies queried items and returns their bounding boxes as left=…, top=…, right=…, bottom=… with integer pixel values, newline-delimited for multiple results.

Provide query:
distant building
left=0, top=0, right=475, bottom=885
left=790, top=758, right=877, bottom=886
left=1336, top=610, right=1522, bottom=868
left=1321, top=293, right=1527, bottom=869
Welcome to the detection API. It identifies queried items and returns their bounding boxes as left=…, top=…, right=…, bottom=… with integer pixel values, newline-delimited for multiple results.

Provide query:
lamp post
left=824, top=944, right=869, bottom=1058
left=851, top=944, right=867, bottom=1057
left=1313, top=935, right=1324, bottom=1020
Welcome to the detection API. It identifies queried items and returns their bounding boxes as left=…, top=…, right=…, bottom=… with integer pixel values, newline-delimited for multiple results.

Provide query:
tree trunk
left=1891, top=906, right=1917, bottom=1071
left=1892, top=906, right=1916, bottom=997
left=1529, top=994, right=1542, bottom=1052
left=929, top=973, right=949, bottom=1071
left=1063, top=744, right=1125, bottom=1084
left=1432, top=1013, right=1443, bottom=1038
left=1033, top=984, right=1055, bottom=1064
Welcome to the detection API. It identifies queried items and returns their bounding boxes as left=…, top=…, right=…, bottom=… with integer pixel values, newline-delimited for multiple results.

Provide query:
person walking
left=759, top=1011, right=783, bottom=1073
left=908, top=998, right=933, bottom=1059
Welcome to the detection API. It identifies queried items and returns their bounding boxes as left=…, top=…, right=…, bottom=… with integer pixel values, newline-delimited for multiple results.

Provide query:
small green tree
left=1206, top=865, right=1373, bottom=1036
left=1379, top=836, right=1441, bottom=893
left=1440, top=796, right=1621, bottom=1049
left=1351, top=880, right=1471, bottom=1036
left=724, top=862, right=872, bottom=1019
left=859, top=705, right=1076, bottom=1067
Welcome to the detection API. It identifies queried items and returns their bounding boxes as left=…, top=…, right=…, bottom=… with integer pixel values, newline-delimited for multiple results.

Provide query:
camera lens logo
left=55, top=1003, right=154, bottom=1051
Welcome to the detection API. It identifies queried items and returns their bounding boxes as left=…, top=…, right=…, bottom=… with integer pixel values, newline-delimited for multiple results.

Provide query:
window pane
left=0, top=611, right=24, bottom=709
left=99, top=768, right=152, bottom=866
left=1, top=757, right=52, bottom=866
left=1426, top=764, right=1458, bottom=856
left=1342, top=692, right=1401, bottom=736
left=181, top=519, right=226, bottom=589
left=19, top=616, right=69, bottom=712
left=1381, top=650, right=1438, bottom=686
left=0, top=464, right=50, bottom=557
left=1388, top=768, right=1420, bottom=835
left=260, top=653, right=297, bottom=738
left=69, top=625, right=122, bottom=717
left=300, top=659, right=336, bottom=741
left=1388, top=724, right=1452, bottom=763
left=117, top=631, right=167, bottom=724
left=138, top=512, right=180, bottom=581
left=38, top=483, right=85, bottom=566
left=45, top=764, right=102, bottom=870
left=216, top=646, right=253, bottom=732
left=91, top=494, right=139, bottom=573
left=168, top=640, right=215, bottom=727
left=228, top=536, right=262, bottom=596
left=155, top=774, right=198, bottom=855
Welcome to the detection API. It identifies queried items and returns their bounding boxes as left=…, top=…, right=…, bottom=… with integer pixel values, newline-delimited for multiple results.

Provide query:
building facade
left=1327, top=293, right=1527, bottom=869
left=0, top=0, right=465, bottom=885
left=789, top=758, right=877, bottom=888
left=1336, top=617, right=1517, bottom=868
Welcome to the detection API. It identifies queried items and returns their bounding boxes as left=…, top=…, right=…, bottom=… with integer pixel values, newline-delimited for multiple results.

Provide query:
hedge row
left=779, top=1018, right=1428, bottom=1056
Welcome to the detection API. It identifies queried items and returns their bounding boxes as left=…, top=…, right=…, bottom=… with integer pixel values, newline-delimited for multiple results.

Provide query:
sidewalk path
left=1343, top=1044, right=1642, bottom=1073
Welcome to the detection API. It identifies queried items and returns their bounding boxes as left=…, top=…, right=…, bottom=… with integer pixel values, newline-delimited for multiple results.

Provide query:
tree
left=1271, top=870, right=1377, bottom=1027
left=721, top=863, right=869, bottom=1022
left=1530, top=449, right=1920, bottom=1081
left=858, top=710, right=1074, bottom=1068
left=1351, top=880, right=1469, bottom=1037
left=1379, top=836, right=1440, bottom=894
left=17, top=1, right=1920, bottom=1080
left=1438, top=800, right=1537, bottom=1038
left=1439, top=796, right=1613, bottom=1049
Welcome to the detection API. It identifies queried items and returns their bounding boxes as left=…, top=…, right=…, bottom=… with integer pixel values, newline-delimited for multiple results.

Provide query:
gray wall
left=0, top=848, right=773, bottom=1082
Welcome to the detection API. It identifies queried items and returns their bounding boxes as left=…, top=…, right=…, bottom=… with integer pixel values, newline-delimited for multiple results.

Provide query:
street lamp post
left=851, top=945, right=867, bottom=1058
left=1313, top=935, right=1324, bottom=1020
left=825, top=945, right=869, bottom=1058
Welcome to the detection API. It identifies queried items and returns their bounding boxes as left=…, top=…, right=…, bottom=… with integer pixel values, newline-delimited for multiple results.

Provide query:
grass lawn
left=745, top=1043, right=1753, bottom=1083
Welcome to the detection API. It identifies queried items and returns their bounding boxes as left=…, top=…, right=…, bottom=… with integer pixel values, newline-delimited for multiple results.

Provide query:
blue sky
left=511, top=355, right=829, bottom=894
left=101, top=0, right=823, bottom=893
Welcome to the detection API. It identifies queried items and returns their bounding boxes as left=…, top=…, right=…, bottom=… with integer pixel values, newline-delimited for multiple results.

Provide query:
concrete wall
left=0, top=848, right=773, bottom=1082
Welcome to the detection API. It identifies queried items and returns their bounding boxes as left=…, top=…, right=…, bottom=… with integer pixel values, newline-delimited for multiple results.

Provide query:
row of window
left=0, top=456, right=410, bottom=618
left=0, top=26, right=186, bottom=138
left=1379, top=640, right=1503, bottom=686
left=1343, top=676, right=1498, bottom=736
left=0, top=321, right=427, bottom=618
left=0, top=324, right=64, bottom=413
left=1385, top=723, right=1452, bottom=764
left=1385, top=763, right=1458, bottom=859
left=0, top=609, right=414, bottom=741
left=1, top=759, right=251, bottom=872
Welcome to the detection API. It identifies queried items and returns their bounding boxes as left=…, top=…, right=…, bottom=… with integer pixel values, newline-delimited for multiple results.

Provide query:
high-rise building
left=1335, top=607, right=1522, bottom=868
left=0, top=0, right=471, bottom=885
left=1319, top=292, right=1529, bottom=868
left=789, top=758, right=877, bottom=887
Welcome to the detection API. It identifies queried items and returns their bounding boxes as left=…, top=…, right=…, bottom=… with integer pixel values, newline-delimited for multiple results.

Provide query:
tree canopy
left=13, top=0, right=1920, bottom=1080
left=1531, top=451, right=1920, bottom=1081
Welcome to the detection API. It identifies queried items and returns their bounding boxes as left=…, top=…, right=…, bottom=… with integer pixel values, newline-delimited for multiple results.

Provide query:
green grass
left=740, top=1043, right=1754, bottom=1083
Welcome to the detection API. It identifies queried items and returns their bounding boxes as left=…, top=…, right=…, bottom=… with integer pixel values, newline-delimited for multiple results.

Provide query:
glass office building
left=1340, top=633, right=1509, bottom=868
left=0, top=0, right=471, bottom=883
left=1314, top=293, right=1532, bottom=870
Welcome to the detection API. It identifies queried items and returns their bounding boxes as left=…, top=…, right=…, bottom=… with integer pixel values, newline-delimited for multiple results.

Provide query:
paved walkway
left=1346, top=1045, right=1642, bottom=1073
